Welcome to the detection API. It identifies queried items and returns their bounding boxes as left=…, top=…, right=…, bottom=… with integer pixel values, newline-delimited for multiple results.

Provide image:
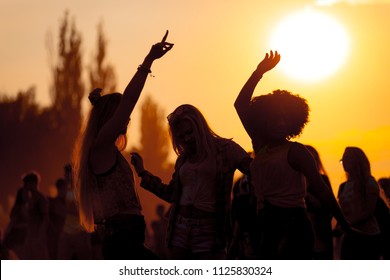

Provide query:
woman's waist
left=94, top=209, right=142, bottom=225
left=259, top=201, right=307, bottom=217
left=93, top=195, right=141, bottom=221
left=176, top=204, right=215, bottom=219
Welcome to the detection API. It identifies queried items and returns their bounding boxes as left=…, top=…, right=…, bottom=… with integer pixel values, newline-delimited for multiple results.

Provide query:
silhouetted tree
left=49, top=11, right=85, bottom=148
left=138, top=95, right=171, bottom=175
left=0, top=11, right=85, bottom=212
left=89, top=21, right=117, bottom=94
left=0, top=88, right=43, bottom=207
left=131, top=96, right=173, bottom=241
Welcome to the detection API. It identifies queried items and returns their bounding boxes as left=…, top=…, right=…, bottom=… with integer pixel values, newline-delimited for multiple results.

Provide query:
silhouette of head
left=378, top=178, right=390, bottom=199
left=22, top=171, right=40, bottom=192
left=341, top=147, right=371, bottom=181
left=167, top=104, right=219, bottom=159
left=91, top=92, right=123, bottom=130
left=55, top=178, right=67, bottom=198
left=249, top=90, right=309, bottom=141
left=86, top=91, right=127, bottom=150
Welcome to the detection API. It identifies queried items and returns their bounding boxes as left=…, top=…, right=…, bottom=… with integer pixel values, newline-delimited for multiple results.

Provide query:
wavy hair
left=73, top=93, right=124, bottom=232
left=305, top=145, right=328, bottom=176
left=249, top=89, right=309, bottom=140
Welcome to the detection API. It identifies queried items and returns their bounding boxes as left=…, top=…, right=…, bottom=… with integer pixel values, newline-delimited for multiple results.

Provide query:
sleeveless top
left=92, top=152, right=141, bottom=223
left=251, top=141, right=306, bottom=210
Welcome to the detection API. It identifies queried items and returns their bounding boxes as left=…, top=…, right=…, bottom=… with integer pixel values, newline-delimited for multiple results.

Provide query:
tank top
left=251, top=141, right=306, bottom=210
left=93, top=152, right=141, bottom=222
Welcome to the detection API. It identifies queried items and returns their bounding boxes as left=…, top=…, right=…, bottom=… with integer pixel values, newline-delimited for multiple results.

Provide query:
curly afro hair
left=249, top=89, right=310, bottom=140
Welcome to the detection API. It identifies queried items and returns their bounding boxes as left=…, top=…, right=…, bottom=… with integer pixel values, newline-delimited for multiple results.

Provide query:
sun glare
left=269, top=9, right=350, bottom=82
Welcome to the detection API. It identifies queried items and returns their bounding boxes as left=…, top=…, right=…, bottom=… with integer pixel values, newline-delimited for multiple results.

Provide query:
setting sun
left=269, top=8, right=350, bottom=82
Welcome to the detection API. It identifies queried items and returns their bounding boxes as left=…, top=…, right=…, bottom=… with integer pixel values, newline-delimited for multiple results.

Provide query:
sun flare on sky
left=269, top=8, right=350, bottom=82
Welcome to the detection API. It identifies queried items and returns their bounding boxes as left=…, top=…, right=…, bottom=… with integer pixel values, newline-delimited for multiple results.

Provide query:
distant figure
left=3, top=187, right=30, bottom=259
left=234, top=50, right=354, bottom=259
left=57, top=164, right=93, bottom=260
left=227, top=168, right=258, bottom=259
left=47, top=178, right=67, bottom=259
left=131, top=104, right=251, bottom=260
left=376, top=177, right=390, bottom=259
left=304, top=145, right=334, bottom=260
left=73, top=31, right=173, bottom=260
left=22, top=172, right=49, bottom=259
left=1, top=229, right=18, bottom=259
left=379, top=177, right=390, bottom=205
left=337, top=147, right=381, bottom=260
left=151, top=204, right=168, bottom=259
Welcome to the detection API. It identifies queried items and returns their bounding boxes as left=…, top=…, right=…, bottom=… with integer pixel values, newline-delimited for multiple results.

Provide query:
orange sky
left=1, top=0, right=390, bottom=193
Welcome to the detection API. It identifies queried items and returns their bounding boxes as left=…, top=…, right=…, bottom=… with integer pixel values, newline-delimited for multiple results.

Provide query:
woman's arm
left=288, top=142, right=352, bottom=233
left=234, top=51, right=280, bottom=139
left=130, top=152, right=175, bottom=203
left=95, top=31, right=173, bottom=148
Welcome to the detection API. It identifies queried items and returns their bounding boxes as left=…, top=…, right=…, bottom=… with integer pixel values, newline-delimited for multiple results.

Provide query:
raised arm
left=97, top=31, right=174, bottom=147
left=234, top=51, right=280, bottom=138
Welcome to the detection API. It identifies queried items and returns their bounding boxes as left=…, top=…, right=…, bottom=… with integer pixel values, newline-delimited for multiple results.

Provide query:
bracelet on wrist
left=137, top=64, right=152, bottom=74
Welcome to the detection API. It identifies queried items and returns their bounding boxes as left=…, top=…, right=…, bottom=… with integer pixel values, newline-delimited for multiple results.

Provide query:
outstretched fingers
left=161, top=30, right=169, bottom=43
left=257, top=50, right=280, bottom=73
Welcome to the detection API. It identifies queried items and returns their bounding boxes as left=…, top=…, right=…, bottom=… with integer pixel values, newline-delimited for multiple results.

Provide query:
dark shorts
left=171, top=214, right=217, bottom=254
left=100, top=214, right=158, bottom=260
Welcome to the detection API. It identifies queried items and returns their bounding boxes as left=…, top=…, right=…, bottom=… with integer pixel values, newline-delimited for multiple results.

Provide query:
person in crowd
left=377, top=177, right=390, bottom=259
left=378, top=177, right=390, bottom=205
left=234, top=50, right=354, bottom=259
left=22, top=171, right=49, bottom=259
left=58, top=164, right=93, bottom=260
left=47, top=178, right=67, bottom=259
left=72, top=31, right=173, bottom=260
left=337, top=147, right=381, bottom=259
left=304, top=145, right=334, bottom=259
left=3, top=187, right=30, bottom=259
left=227, top=168, right=258, bottom=259
left=131, top=104, right=251, bottom=260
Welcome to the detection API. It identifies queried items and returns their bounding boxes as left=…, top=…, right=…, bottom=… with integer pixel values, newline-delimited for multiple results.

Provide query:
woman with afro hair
left=234, top=51, right=354, bottom=259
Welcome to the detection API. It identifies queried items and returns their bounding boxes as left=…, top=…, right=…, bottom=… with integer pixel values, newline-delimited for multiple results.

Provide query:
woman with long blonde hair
left=72, top=31, right=173, bottom=259
left=131, top=104, right=251, bottom=259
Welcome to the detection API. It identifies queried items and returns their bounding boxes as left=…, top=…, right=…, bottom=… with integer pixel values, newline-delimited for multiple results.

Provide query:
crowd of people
left=1, top=32, right=390, bottom=260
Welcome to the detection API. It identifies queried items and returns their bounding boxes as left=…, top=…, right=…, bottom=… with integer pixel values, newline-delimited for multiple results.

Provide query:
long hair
left=73, top=93, right=122, bottom=232
left=343, top=147, right=372, bottom=182
left=342, top=146, right=373, bottom=204
left=305, top=145, right=328, bottom=176
left=167, top=104, right=222, bottom=161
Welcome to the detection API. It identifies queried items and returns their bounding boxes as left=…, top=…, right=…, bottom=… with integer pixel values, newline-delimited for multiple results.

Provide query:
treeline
left=0, top=11, right=173, bottom=224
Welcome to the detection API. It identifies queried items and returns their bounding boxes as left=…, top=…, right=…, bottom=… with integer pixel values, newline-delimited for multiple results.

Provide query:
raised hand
left=147, top=30, right=174, bottom=60
left=255, top=50, right=280, bottom=75
left=130, top=152, right=145, bottom=175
